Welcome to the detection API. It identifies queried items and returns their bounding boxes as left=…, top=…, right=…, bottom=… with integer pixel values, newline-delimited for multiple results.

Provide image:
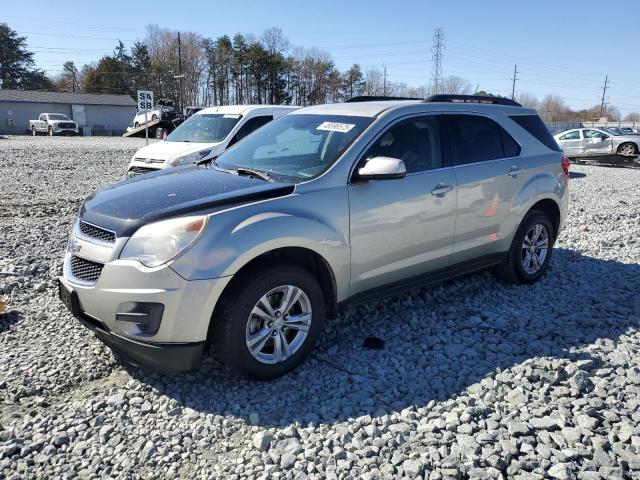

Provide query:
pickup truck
left=29, top=113, right=79, bottom=136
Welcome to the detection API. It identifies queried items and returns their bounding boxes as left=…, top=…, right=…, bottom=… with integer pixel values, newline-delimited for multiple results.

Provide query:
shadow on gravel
left=0, top=309, right=22, bottom=332
left=128, top=248, right=640, bottom=427
left=569, top=171, right=587, bottom=179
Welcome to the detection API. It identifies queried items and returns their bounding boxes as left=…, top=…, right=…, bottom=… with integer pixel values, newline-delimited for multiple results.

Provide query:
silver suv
left=58, top=95, right=569, bottom=379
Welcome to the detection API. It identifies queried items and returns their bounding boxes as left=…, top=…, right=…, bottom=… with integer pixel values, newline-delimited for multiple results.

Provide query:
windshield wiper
left=198, top=159, right=272, bottom=182
left=234, top=167, right=272, bottom=182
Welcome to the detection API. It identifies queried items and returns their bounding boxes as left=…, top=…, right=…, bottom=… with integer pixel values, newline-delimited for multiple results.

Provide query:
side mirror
left=357, top=156, right=406, bottom=181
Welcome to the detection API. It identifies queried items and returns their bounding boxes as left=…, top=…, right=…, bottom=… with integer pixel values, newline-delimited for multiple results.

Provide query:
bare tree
left=440, top=76, right=473, bottom=95
left=623, top=112, right=640, bottom=122
left=517, top=92, right=539, bottom=109
left=538, top=94, right=569, bottom=122
left=364, top=67, right=384, bottom=96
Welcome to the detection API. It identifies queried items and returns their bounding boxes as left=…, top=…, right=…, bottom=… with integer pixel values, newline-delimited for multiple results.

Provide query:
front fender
left=170, top=191, right=350, bottom=301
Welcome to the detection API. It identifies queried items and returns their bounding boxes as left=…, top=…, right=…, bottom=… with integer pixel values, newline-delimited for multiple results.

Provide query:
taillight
left=561, top=156, right=570, bottom=177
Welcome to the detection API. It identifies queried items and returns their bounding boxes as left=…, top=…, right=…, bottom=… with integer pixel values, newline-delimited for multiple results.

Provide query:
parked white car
left=29, top=113, right=79, bottom=136
left=126, top=105, right=298, bottom=177
left=130, top=99, right=182, bottom=129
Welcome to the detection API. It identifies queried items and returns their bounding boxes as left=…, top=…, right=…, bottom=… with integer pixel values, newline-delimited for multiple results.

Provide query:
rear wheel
left=213, top=265, right=325, bottom=379
left=151, top=114, right=158, bottom=122
left=134, top=122, right=140, bottom=129
left=618, top=142, right=638, bottom=157
left=495, top=210, right=555, bottom=284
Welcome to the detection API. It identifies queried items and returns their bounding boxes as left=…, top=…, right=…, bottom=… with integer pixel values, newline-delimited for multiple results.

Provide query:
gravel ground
left=1, top=136, right=639, bottom=479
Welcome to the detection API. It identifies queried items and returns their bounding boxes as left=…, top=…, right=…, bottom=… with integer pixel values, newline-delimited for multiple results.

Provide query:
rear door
left=348, top=114, right=457, bottom=295
left=442, top=113, right=527, bottom=263
left=556, top=129, right=582, bottom=156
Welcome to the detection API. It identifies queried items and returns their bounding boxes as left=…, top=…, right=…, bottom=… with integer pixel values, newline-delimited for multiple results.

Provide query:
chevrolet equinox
left=59, top=95, right=569, bottom=379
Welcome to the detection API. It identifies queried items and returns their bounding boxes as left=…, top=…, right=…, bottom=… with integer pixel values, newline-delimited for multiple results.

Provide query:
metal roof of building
left=0, top=89, right=136, bottom=107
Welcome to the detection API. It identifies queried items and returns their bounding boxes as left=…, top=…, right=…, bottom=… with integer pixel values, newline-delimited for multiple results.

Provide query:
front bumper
left=59, top=251, right=232, bottom=373
left=53, top=128, right=79, bottom=135
left=59, top=278, right=204, bottom=374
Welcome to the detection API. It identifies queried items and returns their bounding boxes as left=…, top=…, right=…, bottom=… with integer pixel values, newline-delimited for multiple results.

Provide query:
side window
left=229, top=115, right=273, bottom=146
left=500, top=128, right=521, bottom=157
left=39, top=114, right=45, bottom=121
left=446, top=114, right=518, bottom=165
left=583, top=129, right=606, bottom=139
left=363, top=116, right=442, bottom=174
left=559, top=130, right=580, bottom=141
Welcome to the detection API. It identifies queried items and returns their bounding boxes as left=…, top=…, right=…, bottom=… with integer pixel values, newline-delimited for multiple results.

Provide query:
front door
left=581, top=129, right=613, bottom=156
left=348, top=114, right=457, bottom=296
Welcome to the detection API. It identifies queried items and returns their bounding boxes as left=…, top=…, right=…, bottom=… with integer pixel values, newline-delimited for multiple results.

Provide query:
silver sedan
left=554, top=128, right=639, bottom=159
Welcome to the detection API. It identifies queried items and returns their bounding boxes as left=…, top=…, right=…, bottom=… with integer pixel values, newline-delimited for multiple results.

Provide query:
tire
left=48, top=127, right=53, bottom=136
left=494, top=210, right=555, bottom=285
left=134, top=122, right=140, bottom=129
left=213, top=265, right=326, bottom=380
left=617, top=142, right=638, bottom=157
left=151, top=114, right=158, bottom=122
left=31, top=127, right=37, bottom=136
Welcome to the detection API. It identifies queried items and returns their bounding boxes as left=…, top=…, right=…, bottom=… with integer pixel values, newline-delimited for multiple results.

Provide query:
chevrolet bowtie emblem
left=69, top=238, right=82, bottom=254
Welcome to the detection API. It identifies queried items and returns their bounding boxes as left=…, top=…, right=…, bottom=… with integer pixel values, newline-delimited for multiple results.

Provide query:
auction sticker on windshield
left=317, top=122, right=355, bottom=133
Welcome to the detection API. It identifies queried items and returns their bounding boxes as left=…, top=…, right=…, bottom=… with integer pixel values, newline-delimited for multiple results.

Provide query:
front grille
left=59, top=123, right=76, bottom=129
left=70, top=256, right=104, bottom=283
left=79, top=221, right=115, bottom=244
left=128, top=166, right=158, bottom=176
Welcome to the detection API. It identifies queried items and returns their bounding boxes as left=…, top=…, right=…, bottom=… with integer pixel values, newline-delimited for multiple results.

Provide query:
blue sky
left=4, top=0, right=640, bottom=113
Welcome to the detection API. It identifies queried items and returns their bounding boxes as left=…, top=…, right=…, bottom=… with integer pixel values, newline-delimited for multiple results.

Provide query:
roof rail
left=424, top=94, right=522, bottom=107
left=345, top=95, right=423, bottom=103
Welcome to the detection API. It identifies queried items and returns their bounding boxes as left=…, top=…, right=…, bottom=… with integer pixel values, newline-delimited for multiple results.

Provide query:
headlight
left=119, top=216, right=208, bottom=267
left=168, top=149, right=211, bottom=167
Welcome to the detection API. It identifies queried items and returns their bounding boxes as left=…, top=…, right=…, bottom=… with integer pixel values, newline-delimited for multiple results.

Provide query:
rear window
left=510, top=115, right=561, bottom=151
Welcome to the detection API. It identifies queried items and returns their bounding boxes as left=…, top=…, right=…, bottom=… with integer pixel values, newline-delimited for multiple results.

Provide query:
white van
left=125, top=105, right=298, bottom=177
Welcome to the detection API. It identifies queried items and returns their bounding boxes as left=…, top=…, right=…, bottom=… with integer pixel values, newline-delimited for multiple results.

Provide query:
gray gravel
left=1, top=136, right=639, bottom=479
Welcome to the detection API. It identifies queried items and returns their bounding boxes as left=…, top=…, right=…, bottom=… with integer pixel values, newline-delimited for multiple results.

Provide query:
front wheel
left=213, top=265, right=325, bottom=380
left=48, top=127, right=53, bottom=136
left=495, top=210, right=555, bottom=284
left=617, top=142, right=638, bottom=157
left=31, top=126, right=37, bottom=136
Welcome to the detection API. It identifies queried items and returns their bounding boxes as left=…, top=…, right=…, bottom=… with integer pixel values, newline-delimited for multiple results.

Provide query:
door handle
left=507, top=166, right=523, bottom=177
left=430, top=184, right=453, bottom=196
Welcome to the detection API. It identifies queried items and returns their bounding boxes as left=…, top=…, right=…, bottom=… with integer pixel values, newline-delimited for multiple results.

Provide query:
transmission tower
left=431, top=28, right=444, bottom=94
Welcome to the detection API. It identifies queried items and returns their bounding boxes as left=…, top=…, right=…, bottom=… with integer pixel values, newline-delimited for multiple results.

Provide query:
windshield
left=215, top=114, right=373, bottom=183
left=49, top=114, right=70, bottom=121
left=602, top=127, right=623, bottom=135
left=166, top=114, right=241, bottom=143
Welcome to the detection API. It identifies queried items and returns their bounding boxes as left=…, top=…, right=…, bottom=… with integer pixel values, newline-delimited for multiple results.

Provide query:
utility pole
left=431, top=28, right=444, bottom=94
left=599, top=75, right=609, bottom=119
left=177, top=32, right=183, bottom=115
left=510, top=64, right=518, bottom=100
left=383, top=65, right=387, bottom=96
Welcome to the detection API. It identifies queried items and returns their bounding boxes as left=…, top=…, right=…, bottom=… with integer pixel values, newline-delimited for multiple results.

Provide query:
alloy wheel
left=521, top=224, right=549, bottom=275
left=619, top=144, right=635, bottom=156
left=245, top=285, right=312, bottom=365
